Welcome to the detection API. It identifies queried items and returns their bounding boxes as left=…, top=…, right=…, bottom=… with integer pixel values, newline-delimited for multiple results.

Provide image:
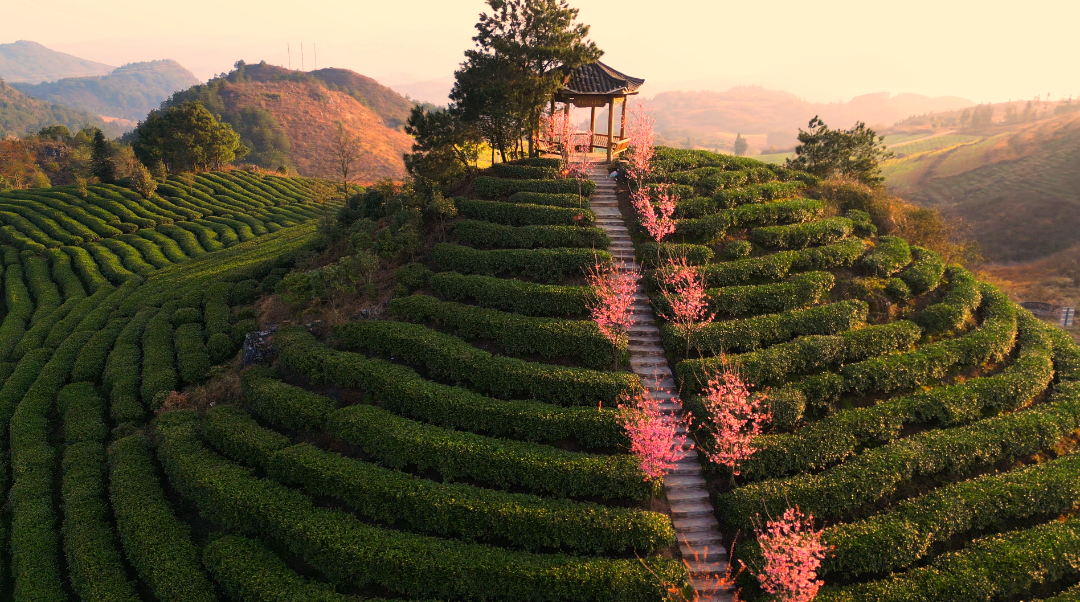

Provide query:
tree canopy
left=786, top=116, right=893, bottom=186
left=453, top=0, right=602, bottom=158
left=404, top=105, right=481, bottom=191
left=132, top=101, right=248, bottom=173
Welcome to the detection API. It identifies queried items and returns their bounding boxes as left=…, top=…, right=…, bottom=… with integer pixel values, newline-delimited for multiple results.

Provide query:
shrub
left=171, top=307, right=201, bottom=326
left=175, top=323, right=210, bottom=385
left=638, top=242, right=714, bottom=267
left=202, top=535, right=355, bottom=602
left=899, top=246, right=945, bottom=294
left=107, top=435, right=215, bottom=602
left=430, top=271, right=591, bottom=317
left=203, top=406, right=291, bottom=470
left=914, top=266, right=981, bottom=334
left=695, top=239, right=866, bottom=288
left=473, top=176, right=595, bottom=199
left=207, top=332, right=236, bottom=364
left=395, top=263, right=433, bottom=292
left=388, top=294, right=620, bottom=369
left=456, top=198, right=596, bottom=227
left=674, top=198, right=825, bottom=241
left=432, top=243, right=610, bottom=283
left=454, top=219, right=610, bottom=250
left=488, top=163, right=560, bottom=179
left=156, top=411, right=684, bottom=601
left=272, top=329, right=623, bottom=449
left=142, top=309, right=178, bottom=409
left=71, top=319, right=124, bottom=382
left=860, top=235, right=912, bottom=277
left=506, top=191, right=588, bottom=208
left=230, top=279, right=260, bottom=304
left=332, top=320, right=641, bottom=407
left=751, top=216, right=854, bottom=249
left=655, top=271, right=836, bottom=319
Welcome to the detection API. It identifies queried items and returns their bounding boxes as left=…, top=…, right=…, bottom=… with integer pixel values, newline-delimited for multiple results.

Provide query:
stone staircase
left=586, top=162, right=733, bottom=601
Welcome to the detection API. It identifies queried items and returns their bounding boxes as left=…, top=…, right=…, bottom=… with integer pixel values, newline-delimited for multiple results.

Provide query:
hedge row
left=675, top=183, right=807, bottom=217
left=678, top=320, right=921, bottom=390
left=332, top=320, right=641, bottom=407
left=664, top=300, right=868, bottom=357
left=815, top=516, right=1080, bottom=602
left=674, top=198, right=825, bottom=241
left=328, top=402, right=650, bottom=500
left=175, top=322, right=210, bottom=385
left=103, top=308, right=154, bottom=423
left=202, top=535, right=360, bottom=602
left=695, top=239, right=866, bottom=288
left=488, top=163, right=561, bottom=180
left=23, top=251, right=62, bottom=323
left=46, top=247, right=87, bottom=300
left=108, top=435, right=216, bottom=602
left=654, top=271, right=836, bottom=320
left=507, top=191, right=588, bottom=208
left=638, top=242, right=714, bottom=267
left=751, top=216, right=854, bottom=249
left=70, top=318, right=123, bottom=382
left=915, top=266, right=982, bottom=334
left=156, top=410, right=684, bottom=601
left=474, top=176, right=595, bottom=199
left=142, top=308, right=178, bottom=409
left=457, top=198, right=597, bottom=227
left=433, top=243, right=610, bottom=283
left=650, top=146, right=766, bottom=173
left=741, top=310, right=1050, bottom=481
left=205, top=404, right=671, bottom=555
left=0, top=263, right=33, bottom=360
left=454, top=219, right=611, bottom=250
left=821, top=452, right=1080, bottom=580
left=718, top=336, right=1077, bottom=531
left=860, top=235, right=912, bottom=277
left=60, top=381, right=140, bottom=602
left=431, top=271, right=591, bottom=317
left=388, top=294, right=622, bottom=369
left=899, top=246, right=945, bottom=294
left=271, top=330, right=624, bottom=449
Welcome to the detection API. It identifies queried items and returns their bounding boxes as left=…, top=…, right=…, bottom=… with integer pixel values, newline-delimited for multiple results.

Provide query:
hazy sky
left=4, top=0, right=1078, bottom=103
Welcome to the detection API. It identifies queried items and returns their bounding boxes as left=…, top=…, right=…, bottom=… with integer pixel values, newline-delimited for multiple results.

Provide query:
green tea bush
left=171, top=307, right=201, bottom=326
left=432, top=243, right=610, bottom=283
left=657, top=271, right=836, bottom=318
left=332, top=320, right=640, bottom=407
left=45, top=247, right=87, bottom=300
left=456, top=198, right=596, bottom=227
left=915, top=267, right=982, bottom=334
left=142, top=309, right=178, bottom=409
left=175, top=323, right=210, bottom=385
left=488, top=163, right=560, bottom=179
left=860, top=235, right=912, bottom=277
left=693, top=239, right=866, bottom=288
left=474, top=176, right=595, bottom=199
left=71, top=318, right=124, bottom=382
left=241, top=366, right=338, bottom=432
left=899, top=246, right=945, bottom=295
left=431, top=271, right=591, bottom=317
left=454, top=219, right=611, bottom=250
left=202, top=535, right=356, bottom=602
left=751, top=216, right=854, bottom=249
left=638, top=242, right=715, bottom=267
left=506, top=191, right=588, bottom=208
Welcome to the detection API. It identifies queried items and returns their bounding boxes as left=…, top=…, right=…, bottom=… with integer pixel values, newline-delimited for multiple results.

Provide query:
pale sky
left=3, top=0, right=1078, bottom=104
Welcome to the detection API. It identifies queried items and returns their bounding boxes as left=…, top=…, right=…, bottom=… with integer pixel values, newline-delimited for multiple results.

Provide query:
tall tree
left=90, top=129, right=116, bottom=184
left=459, top=0, right=602, bottom=157
left=403, top=105, right=481, bottom=190
left=786, top=116, right=893, bottom=186
left=330, top=122, right=362, bottom=198
left=450, top=52, right=528, bottom=163
left=733, top=132, right=749, bottom=156
left=133, top=101, right=247, bottom=173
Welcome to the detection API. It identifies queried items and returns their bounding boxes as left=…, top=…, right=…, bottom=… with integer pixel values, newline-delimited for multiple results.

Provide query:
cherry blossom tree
left=751, top=507, right=829, bottom=602
left=586, top=260, right=639, bottom=365
left=625, top=101, right=656, bottom=187
left=700, top=364, right=770, bottom=476
left=631, top=186, right=678, bottom=244
left=656, top=257, right=714, bottom=355
left=617, top=383, right=687, bottom=480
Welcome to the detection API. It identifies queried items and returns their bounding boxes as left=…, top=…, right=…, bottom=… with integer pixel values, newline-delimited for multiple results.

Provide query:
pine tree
left=90, top=129, right=116, bottom=184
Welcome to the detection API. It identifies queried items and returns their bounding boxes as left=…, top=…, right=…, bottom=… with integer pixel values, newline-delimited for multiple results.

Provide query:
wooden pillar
left=589, top=107, right=596, bottom=150
left=620, top=98, right=628, bottom=139
left=563, top=102, right=571, bottom=157
left=606, top=97, right=615, bottom=162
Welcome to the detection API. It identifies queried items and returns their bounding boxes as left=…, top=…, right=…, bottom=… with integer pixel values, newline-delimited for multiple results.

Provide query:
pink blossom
left=752, top=507, right=829, bottom=602
left=657, top=256, right=715, bottom=354
left=586, top=260, right=639, bottom=352
left=617, top=384, right=687, bottom=480
left=626, top=102, right=656, bottom=185
left=632, top=185, right=678, bottom=243
left=700, top=364, right=770, bottom=475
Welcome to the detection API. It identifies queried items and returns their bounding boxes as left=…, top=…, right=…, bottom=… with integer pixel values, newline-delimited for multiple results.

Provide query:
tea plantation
left=0, top=147, right=1077, bottom=602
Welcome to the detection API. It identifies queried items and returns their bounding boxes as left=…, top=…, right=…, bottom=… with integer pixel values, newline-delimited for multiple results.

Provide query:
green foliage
left=786, top=116, right=895, bottom=186
left=638, top=242, right=715, bottom=267
left=473, top=176, right=595, bottom=199
left=133, top=101, right=248, bottom=172
left=860, top=235, right=912, bottom=277
left=694, top=239, right=866, bottom=288
left=751, top=215, right=854, bottom=248
left=431, top=271, right=591, bottom=317
left=913, top=266, right=982, bottom=334
left=175, top=322, right=210, bottom=384
left=202, top=535, right=358, bottom=602
left=454, top=219, right=610, bottom=250
left=433, top=242, right=609, bottom=283
left=506, top=191, right=589, bottom=208
left=899, top=246, right=945, bottom=295
left=404, top=105, right=481, bottom=190
left=674, top=197, right=826, bottom=241
left=489, top=163, right=559, bottom=179
left=272, top=328, right=623, bottom=449
left=388, top=294, right=621, bottom=369
left=156, top=410, right=685, bottom=601
left=656, top=271, right=836, bottom=320
left=332, top=320, right=641, bottom=407
left=457, top=197, right=596, bottom=226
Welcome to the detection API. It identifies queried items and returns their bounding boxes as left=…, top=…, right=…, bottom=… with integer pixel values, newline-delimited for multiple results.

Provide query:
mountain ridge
left=0, top=40, right=114, bottom=84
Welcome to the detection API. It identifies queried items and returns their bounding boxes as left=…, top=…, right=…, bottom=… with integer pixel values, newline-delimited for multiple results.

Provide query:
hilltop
left=162, top=61, right=413, bottom=180
left=0, top=40, right=113, bottom=83
left=0, top=79, right=123, bottom=138
left=11, top=59, right=200, bottom=123
left=646, top=86, right=972, bottom=153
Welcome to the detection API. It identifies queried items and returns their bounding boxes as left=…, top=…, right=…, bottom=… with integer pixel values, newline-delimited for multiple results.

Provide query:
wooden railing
left=543, top=133, right=627, bottom=153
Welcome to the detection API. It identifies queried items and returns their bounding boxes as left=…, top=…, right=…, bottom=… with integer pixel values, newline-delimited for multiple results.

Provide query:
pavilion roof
left=560, top=61, right=644, bottom=96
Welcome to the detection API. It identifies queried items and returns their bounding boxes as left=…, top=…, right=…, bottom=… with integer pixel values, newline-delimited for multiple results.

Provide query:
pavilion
left=549, top=61, right=644, bottom=162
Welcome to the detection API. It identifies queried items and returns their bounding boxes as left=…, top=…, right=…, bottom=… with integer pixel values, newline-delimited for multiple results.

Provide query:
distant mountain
left=387, top=76, right=455, bottom=106
left=0, top=40, right=113, bottom=84
left=162, top=61, right=414, bottom=181
left=645, top=86, right=973, bottom=153
left=11, top=60, right=200, bottom=122
left=0, top=80, right=123, bottom=139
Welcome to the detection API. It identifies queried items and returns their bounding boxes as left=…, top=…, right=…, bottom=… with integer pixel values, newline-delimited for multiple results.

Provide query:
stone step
left=667, top=488, right=711, bottom=503
left=673, top=516, right=720, bottom=533
left=669, top=499, right=714, bottom=518
left=686, top=560, right=730, bottom=578
left=665, top=474, right=708, bottom=490
left=680, top=542, right=727, bottom=563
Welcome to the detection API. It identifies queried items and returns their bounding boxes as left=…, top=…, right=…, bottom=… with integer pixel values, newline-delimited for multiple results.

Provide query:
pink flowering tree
left=625, top=101, right=656, bottom=187
left=751, top=507, right=829, bottom=602
left=631, top=186, right=678, bottom=245
left=700, top=364, right=771, bottom=476
left=586, top=260, right=639, bottom=366
left=656, top=256, right=714, bottom=356
left=617, top=383, right=687, bottom=481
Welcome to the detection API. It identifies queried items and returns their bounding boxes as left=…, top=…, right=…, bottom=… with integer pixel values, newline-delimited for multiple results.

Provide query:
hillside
left=11, top=59, right=200, bottom=122
left=646, top=86, right=973, bottom=153
left=0, top=80, right=123, bottom=138
left=0, top=40, right=114, bottom=84
left=163, top=62, right=414, bottom=180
